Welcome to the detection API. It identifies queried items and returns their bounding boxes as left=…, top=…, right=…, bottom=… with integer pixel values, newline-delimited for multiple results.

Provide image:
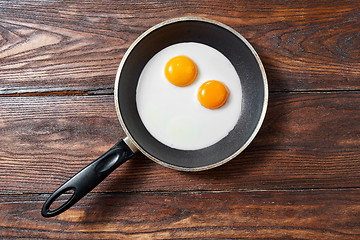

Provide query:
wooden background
left=0, top=0, right=359, bottom=239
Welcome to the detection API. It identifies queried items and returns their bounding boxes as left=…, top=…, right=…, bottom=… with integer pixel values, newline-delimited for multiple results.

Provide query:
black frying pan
left=42, top=17, right=268, bottom=217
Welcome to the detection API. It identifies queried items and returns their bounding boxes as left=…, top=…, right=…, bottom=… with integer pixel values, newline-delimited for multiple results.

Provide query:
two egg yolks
left=164, top=56, right=229, bottom=110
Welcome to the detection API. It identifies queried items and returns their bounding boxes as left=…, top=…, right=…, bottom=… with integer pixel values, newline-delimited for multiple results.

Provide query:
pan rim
left=114, top=16, right=268, bottom=171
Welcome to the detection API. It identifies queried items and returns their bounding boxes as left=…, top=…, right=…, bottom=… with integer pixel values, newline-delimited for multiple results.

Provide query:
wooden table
left=1, top=0, right=359, bottom=239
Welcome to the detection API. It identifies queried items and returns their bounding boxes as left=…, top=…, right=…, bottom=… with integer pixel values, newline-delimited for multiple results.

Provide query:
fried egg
left=136, top=42, right=242, bottom=150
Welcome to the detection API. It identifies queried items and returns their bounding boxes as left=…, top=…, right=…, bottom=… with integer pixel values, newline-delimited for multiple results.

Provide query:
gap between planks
left=1, top=88, right=360, bottom=97
left=2, top=187, right=360, bottom=196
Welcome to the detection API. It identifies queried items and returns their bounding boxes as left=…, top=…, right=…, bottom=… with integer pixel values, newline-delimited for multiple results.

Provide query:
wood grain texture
left=1, top=189, right=359, bottom=239
left=1, top=92, right=359, bottom=193
left=0, top=0, right=359, bottom=94
left=1, top=1, right=359, bottom=238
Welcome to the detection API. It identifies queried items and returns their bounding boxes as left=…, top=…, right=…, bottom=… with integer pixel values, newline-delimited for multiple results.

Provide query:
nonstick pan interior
left=115, top=18, right=267, bottom=170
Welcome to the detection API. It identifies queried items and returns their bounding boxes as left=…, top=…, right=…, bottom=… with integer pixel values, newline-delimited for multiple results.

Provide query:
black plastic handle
left=41, top=140, right=135, bottom=217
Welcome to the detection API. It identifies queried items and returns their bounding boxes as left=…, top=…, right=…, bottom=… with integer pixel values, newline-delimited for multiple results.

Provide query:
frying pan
left=41, top=17, right=268, bottom=217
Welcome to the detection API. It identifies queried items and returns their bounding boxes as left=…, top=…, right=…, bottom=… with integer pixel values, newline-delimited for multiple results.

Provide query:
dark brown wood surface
left=1, top=190, right=359, bottom=239
left=0, top=0, right=359, bottom=239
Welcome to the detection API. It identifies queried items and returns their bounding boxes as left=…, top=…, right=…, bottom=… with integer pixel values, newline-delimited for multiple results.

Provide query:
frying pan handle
left=41, top=139, right=135, bottom=218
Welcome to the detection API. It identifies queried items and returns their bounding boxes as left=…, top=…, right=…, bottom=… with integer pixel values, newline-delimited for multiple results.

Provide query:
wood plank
left=0, top=189, right=359, bottom=239
left=0, top=0, right=359, bottom=94
left=0, top=92, right=359, bottom=193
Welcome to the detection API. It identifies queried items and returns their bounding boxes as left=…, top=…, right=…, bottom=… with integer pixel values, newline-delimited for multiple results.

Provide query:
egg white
left=136, top=42, right=242, bottom=150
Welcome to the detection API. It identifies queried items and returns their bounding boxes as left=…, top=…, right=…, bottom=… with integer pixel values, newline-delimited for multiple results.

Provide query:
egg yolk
left=165, top=56, right=198, bottom=87
left=198, top=80, right=229, bottom=109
